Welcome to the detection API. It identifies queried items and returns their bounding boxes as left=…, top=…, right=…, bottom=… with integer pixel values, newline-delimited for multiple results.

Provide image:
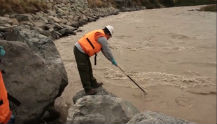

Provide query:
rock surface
left=0, top=40, right=67, bottom=123
left=72, top=87, right=116, bottom=104
left=0, top=0, right=119, bottom=41
left=67, top=89, right=139, bottom=124
left=127, top=111, right=197, bottom=124
left=0, top=0, right=119, bottom=123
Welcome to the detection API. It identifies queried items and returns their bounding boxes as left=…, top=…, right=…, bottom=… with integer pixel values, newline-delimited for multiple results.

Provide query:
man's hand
left=112, top=58, right=118, bottom=66
left=0, top=46, right=5, bottom=56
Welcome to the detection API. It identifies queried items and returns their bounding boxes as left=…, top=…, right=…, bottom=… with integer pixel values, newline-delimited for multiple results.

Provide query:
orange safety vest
left=78, top=29, right=107, bottom=57
left=0, top=72, right=12, bottom=124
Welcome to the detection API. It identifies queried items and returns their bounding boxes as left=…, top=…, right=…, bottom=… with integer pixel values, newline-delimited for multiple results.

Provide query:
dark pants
left=74, top=46, right=98, bottom=92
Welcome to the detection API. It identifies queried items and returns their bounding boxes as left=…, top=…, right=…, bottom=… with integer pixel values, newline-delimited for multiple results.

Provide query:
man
left=74, top=25, right=117, bottom=95
left=0, top=46, right=14, bottom=124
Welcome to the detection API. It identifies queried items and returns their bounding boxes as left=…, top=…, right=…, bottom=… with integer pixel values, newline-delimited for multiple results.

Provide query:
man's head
left=103, top=25, right=114, bottom=39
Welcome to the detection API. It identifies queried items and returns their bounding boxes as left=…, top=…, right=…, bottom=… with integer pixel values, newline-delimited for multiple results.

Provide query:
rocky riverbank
left=0, top=0, right=146, bottom=123
left=0, top=0, right=215, bottom=123
left=0, top=0, right=119, bottom=123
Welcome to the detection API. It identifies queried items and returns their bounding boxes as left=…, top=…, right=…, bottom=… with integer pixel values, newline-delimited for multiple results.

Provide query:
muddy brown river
left=54, top=6, right=216, bottom=124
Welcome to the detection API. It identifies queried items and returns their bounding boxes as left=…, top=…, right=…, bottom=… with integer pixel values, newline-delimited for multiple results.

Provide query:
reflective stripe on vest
left=78, top=29, right=106, bottom=57
left=0, top=72, right=12, bottom=124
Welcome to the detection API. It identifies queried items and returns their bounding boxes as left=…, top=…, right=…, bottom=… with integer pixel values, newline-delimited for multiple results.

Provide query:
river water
left=54, top=6, right=216, bottom=124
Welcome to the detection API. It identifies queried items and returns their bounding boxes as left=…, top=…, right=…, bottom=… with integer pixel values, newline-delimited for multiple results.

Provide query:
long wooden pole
left=117, top=66, right=147, bottom=95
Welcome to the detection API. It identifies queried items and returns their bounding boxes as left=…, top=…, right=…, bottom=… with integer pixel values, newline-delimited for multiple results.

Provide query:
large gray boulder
left=127, top=111, right=197, bottom=124
left=67, top=93, right=139, bottom=124
left=0, top=39, right=67, bottom=123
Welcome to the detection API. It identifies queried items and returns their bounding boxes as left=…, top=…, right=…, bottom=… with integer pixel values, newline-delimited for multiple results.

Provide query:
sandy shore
left=54, top=6, right=216, bottom=124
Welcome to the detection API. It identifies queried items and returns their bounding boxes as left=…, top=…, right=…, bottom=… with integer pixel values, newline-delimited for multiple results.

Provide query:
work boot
left=85, top=89, right=97, bottom=95
left=92, top=82, right=103, bottom=88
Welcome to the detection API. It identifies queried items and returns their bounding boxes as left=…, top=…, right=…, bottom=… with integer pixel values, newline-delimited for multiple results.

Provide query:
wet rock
left=35, top=12, right=49, bottom=23
left=127, top=111, right=197, bottom=124
left=54, top=97, right=70, bottom=123
left=58, top=25, right=76, bottom=36
left=67, top=94, right=139, bottom=124
left=56, top=8, right=66, bottom=16
left=42, top=24, right=52, bottom=31
left=73, top=87, right=116, bottom=104
left=13, top=14, right=32, bottom=22
left=70, top=21, right=80, bottom=28
left=10, top=18, right=19, bottom=25
left=41, top=106, right=61, bottom=123
left=0, top=32, right=4, bottom=38
left=87, top=16, right=97, bottom=22
left=51, top=30, right=62, bottom=39
left=78, top=15, right=88, bottom=26
left=0, top=25, right=13, bottom=32
left=0, top=17, right=12, bottom=25
left=48, top=16, right=61, bottom=23
left=53, top=23, right=64, bottom=31
left=47, top=10, right=57, bottom=16
left=37, top=29, right=52, bottom=38
left=33, top=21, right=45, bottom=27
left=20, top=21, right=34, bottom=27
left=0, top=24, right=13, bottom=39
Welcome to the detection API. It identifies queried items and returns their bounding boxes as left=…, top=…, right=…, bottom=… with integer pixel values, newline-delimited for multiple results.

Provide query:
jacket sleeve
left=97, top=37, right=114, bottom=62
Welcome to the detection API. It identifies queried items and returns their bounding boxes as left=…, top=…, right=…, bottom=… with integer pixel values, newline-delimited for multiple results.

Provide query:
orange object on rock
left=0, top=72, right=12, bottom=124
